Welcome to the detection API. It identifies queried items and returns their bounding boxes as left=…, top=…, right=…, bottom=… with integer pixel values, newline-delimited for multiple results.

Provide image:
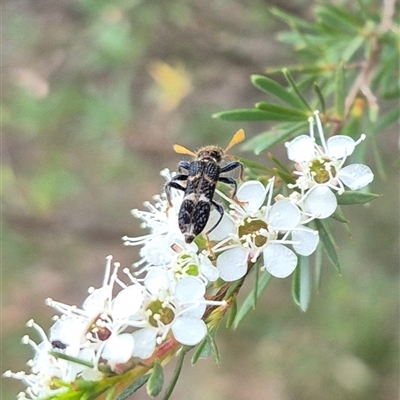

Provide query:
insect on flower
left=165, top=130, right=245, bottom=244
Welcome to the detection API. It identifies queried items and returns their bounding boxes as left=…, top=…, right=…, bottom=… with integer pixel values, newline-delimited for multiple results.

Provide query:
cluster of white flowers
left=4, top=111, right=374, bottom=399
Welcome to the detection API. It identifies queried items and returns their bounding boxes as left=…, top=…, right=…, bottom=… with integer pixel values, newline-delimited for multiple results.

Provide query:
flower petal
left=263, top=244, right=297, bottom=278
left=327, top=136, right=356, bottom=158
left=199, top=256, right=219, bottom=282
left=217, top=247, right=249, bottom=282
left=291, top=227, right=319, bottom=256
left=338, top=164, right=374, bottom=190
left=267, top=201, right=301, bottom=230
left=102, top=334, right=135, bottom=367
left=174, top=277, right=205, bottom=303
left=131, top=329, right=157, bottom=359
left=112, top=285, right=145, bottom=318
left=286, top=135, right=315, bottom=162
left=207, top=211, right=235, bottom=241
left=171, top=317, right=207, bottom=345
left=303, top=185, right=337, bottom=219
left=236, top=180, right=267, bottom=213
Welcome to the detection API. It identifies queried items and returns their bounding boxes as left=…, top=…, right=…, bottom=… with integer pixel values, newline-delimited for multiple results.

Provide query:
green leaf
left=214, top=108, right=305, bottom=122
left=251, top=75, right=307, bottom=109
left=162, top=347, right=189, bottom=400
left=209, top=334, right=221, bottom=366
left=226, top=296, right=238, bottom=328
left=341, top=35, right=365, bottom=63
left=313, top=82, right=326, bottom=114
left=233, top=271, right=273, bottom=329
left=336, top=191, right=380, bottom=205
left=242, top=122, right=305, bottom=154
left=315, top=219, right=341, bottom=274
left=147, top=361, right=164, bottom=398
left=191, top=336, right=212, bottom=364
left=314, top=244, right=323, bottom=293
left=330, top=207, right=349, bottom=223
left=269, top=7, right=318, bottom=31
left=282, top=69, right=313, bottom=111
left=316, top=5, right=362, bottom=34
left=335, top=62, right=345, bottom=118
left=116, top=377, right=150, bottom=400
left=292, top=256, right=312, bottom=312
left=238, top=157, right=273, bottom=173
left=255, top=102, right=309, bottom=119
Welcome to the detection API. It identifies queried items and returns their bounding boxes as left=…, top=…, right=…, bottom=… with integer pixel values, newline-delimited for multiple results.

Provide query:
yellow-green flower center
left=309, top=157, right=336, bottom=184
left=146, top=299, right=175, bottom=327
left=238, top=218, right=269, bottom=248
left=174, top=254, right=199, bottom=278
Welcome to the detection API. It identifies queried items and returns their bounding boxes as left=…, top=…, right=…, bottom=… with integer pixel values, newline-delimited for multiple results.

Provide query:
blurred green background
left=2, top=0, right=398, bottom=399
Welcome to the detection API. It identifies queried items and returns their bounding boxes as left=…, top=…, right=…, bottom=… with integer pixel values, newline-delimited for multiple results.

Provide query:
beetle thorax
left=196, top=145, right=224, bottom=163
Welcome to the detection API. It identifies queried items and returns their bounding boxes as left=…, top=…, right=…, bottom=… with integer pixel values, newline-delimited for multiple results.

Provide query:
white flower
left=213, top=179, right=304, bottom=280
left=285, top=111, right=374, bottom=219
left=46, top=256, right=146, bottom=372
left=123, top=170, right=197, bottom=270
left=3, top=320, right=78, bottom=399
left=125, top=271, right=224, bottom=346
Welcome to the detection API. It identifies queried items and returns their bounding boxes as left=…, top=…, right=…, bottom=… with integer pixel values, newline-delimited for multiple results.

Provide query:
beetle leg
left=219, top=161, right=244, bottom=181
left=165, top=174, right=187, bottom=205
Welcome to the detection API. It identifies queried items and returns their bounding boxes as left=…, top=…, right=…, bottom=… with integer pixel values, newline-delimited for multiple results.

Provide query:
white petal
left=82, top=287, right=110, bottom=313
left=327, top=136, right=356, bottom=158
left=291, top=227, right=319, bottom=256
left=207, top=211, right=235, bottom=241
left=102, top=334, right=134, bottom=366
left=50, top=316, right=85, bottom=356
left=199, top=256, right=219, bottom=282
left=263, top=244, right=297, bottom=278
left=338, top=164, right=374, bottom=190
left=303, top=185, right=337, bottom=219
left=217, top=247, right=249, bottom=282
left=144, top=268, right=170, bottom=295
left=267, top=201, right=301, bottom=230
left=112, top=285, right=145, bottom=318
left=131, top=329, right=157, bottom=359
left=236, top=180, right=267, bottom=213
left=171, top=317, right=207, bottom=345
left=181, top=303, right=206, bottom=319
left=286, top=135, right=316, bottom=162
left=174, top=277, right=205, bottom=303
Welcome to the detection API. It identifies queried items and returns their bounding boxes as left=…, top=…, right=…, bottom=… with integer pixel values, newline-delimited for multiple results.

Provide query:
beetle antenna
left=225, top=129, right=245, bottom=152
left=173, top=144, right=197, bottom=157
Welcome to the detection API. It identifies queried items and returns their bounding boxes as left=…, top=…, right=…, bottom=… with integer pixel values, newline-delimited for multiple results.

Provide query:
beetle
left=165, top=129, right=245, bottom=244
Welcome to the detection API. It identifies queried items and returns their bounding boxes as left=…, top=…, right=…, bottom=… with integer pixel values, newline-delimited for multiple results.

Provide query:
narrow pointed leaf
left=336, top=191, right=380, bottom=205
left=214, top=108, right=306, bottom=122
left=313, top=82, right=326, bottom=114
left=330, top=207, right=349, bottom=223
left=162, top=347, right=189, bottom=400
left=335, top=62, right=345, bottom=118
left=283, top=69, right=313, bottom=111
left=191, top=336, right=212, bottom=364
left=251, top=74, right=307, bottom=109
left=209, top=335, right=221, bottom=366
left=255, top=102, right=308, bottom=119
left=292, top=256, right=312, bottom=312
left=116, top=377, right=149, bottom=400
left=233, top=271, right=272, bottom=329
left=315, top=219, right=341, bottom=274
left=242, top=122, right=305, bottom=154
left=314, top=244, right=323, bottom=293
left=226, top=295, right=238, bottom=328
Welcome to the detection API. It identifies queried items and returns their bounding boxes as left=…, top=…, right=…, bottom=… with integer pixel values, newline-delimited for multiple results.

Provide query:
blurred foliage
left=2, top=0, right=399, bottom=399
